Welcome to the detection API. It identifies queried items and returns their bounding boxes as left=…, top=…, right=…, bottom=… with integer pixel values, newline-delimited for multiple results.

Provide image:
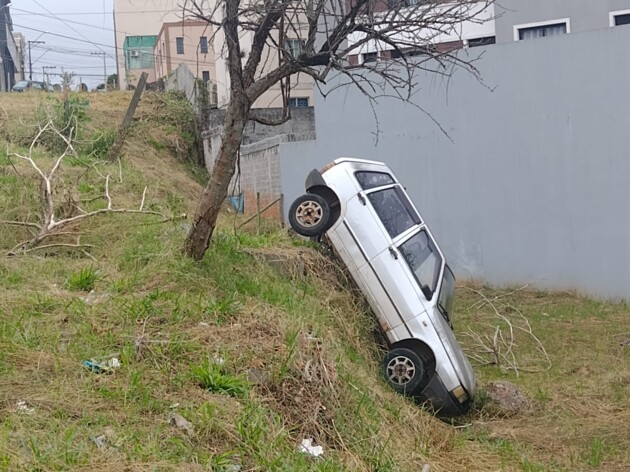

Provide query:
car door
left=357, top=181, right=427, bottom=336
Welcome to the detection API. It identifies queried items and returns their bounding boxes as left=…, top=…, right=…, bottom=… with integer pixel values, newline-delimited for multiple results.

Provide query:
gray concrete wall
left=208, top=107, right=316, bottom=145
left=279, top=26, right=630, bottom=299
left=166, top=63, right=199, bottom=107
left=495, top=0, right=630, bottom=43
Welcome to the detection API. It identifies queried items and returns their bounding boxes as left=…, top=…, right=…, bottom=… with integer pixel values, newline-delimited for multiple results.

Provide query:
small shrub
left=65, top=266, right=99, bottom=292
left=192, top=358, right=249, bottom=397
left=81, top=130, right=116, bottom=160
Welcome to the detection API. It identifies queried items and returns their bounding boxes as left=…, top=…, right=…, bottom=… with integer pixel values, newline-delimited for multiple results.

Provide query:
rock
left=485, top=381, right=530, bottom=416
left=246, top=368, right=270, bottom=385
left=91, top=434, right=107, bottom=448
left=168, top=412, right=193, bottom=433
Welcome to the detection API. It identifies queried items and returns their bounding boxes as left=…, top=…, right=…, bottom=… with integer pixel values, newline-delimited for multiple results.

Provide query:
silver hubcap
left=386, top=356, right=415, bottom=386
left=295, top=200, right=323, bottom=228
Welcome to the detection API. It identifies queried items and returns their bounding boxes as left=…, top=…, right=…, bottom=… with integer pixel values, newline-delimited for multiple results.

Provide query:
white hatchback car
left=288, top=158, right=476, bottom=415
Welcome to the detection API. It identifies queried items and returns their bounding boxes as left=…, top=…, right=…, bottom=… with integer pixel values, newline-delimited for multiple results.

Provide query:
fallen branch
left=462, top=286, right=552, bottom=375
left=5, top=116, right=173, bottom=256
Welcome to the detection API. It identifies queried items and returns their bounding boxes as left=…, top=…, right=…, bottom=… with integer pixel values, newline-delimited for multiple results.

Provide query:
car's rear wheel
left=383, top=347, right=427, bottom=396
left=288, top=193, right=330, bottom=237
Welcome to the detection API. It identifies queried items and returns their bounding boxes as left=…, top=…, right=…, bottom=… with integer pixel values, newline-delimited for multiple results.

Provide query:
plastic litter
left=91, top=434, right=107, bottom=448
left=228, top=193, right=244, bottom=213
left=80, top=290, right=111, bottom=306
left=299, top=438, right=324, bottom=457
left=16, top=400, right=34, bottom=415
left=82, top=357, right=121, bottom=374
left=168, top=412, right=193, bottom=433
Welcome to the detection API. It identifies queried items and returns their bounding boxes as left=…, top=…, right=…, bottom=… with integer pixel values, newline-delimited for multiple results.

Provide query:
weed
left=192, top=358, right=249, bottom=397
left=64, top=266, right=99, bottom=292
left=533, top=386, right=551, bottom=403
left=584, top=437, right=605, bottom=468
left=81, top=129, right=116, bottom=160
left=204, top=293, right=240, bottom=324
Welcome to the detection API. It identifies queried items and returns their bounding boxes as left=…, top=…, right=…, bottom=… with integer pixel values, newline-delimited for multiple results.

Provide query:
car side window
left=368, top=186, right=421, bottom=238
left=399, top=230, right=442, bottom=297
left=355, top=171, right=394, bottom=190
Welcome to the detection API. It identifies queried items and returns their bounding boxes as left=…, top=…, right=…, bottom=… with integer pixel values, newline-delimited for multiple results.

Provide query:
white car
left=288, top=158, right=476, bottom=415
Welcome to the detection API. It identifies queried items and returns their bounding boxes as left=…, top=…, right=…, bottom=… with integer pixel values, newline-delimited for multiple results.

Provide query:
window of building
left=515, top=20, right=569, bottom=41
left=362, top=52, right=378, bottom=63
left=467, top=36, right=496, bottom=47
left=610, top=10, right=630, bottom=26
left=176, top=37, right=184, bottom=54
left=289, top=97, right=309, bottom=107
left=200, top=36, right=208, bottom=54
left=285, top=39, right=304, bottom=58
left=202, top=71, right=210, bottom=83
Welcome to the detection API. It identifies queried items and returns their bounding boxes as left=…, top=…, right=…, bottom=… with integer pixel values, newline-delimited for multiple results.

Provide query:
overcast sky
left=11, top=0, right=116, bottom=88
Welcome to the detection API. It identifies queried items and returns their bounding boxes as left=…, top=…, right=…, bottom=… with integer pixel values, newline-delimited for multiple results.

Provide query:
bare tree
left=182, top=0, right=493, bottom=259
left=3, top=119, right=174, bottom=256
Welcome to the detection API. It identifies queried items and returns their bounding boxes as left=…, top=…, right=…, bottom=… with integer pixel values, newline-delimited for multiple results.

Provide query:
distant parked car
left=288, top=158, right=476, bottom=416
left=12, top=80, right=48, bottom=92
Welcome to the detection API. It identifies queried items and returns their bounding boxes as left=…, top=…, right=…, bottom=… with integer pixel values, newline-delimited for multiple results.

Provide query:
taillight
left=320, top=161, right=336, bottom=174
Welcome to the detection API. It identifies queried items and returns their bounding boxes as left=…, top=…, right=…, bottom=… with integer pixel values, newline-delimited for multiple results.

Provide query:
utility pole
left=91, top=51, right=107, bottom=91
left=28, top=40, right=45, bottom=80
left=42, top=65, right=56, bottom=86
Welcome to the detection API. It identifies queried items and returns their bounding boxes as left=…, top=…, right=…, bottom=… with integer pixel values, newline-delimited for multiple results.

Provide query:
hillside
left=0, top=91, right=628, bottom=471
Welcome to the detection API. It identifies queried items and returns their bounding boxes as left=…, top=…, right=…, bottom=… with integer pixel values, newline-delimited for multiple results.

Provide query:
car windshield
left=437, top=265, right=455, bottom=324
left=399, top=230, right=442, bottom=299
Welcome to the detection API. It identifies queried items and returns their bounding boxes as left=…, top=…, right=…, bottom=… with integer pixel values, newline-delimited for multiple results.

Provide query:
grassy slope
left=0, top=92, right=628, bottom=472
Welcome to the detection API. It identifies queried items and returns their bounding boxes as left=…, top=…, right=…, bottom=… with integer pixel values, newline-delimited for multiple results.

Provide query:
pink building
left=154, top=21, right=216, bottom=85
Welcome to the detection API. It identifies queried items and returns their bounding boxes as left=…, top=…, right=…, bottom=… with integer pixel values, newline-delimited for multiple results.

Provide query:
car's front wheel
left=288, top=193, right=330, bottom=237
left=383, top=347, right=427, bottom=396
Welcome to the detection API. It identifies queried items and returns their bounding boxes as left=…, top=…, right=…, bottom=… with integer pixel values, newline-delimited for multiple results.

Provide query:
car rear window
left=368, top=186, right=421, bottom=238
left=355, top=171, right=394, bottom=190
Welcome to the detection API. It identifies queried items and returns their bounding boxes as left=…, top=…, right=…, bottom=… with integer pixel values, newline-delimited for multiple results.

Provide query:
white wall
left=280, top=26, right=630, bottom=300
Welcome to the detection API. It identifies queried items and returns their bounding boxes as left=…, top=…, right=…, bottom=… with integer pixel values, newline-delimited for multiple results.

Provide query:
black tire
left=382, top=347, right=427, bottom=396
left=288, top=193, right=331, bottom=237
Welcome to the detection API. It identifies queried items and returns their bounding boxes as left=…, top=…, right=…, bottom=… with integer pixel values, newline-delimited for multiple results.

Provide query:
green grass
left=64, top=266, right=100, bottom=292
left=192, top=358, right=250, bottom=397
left=1, top=91, right=629, bottom=471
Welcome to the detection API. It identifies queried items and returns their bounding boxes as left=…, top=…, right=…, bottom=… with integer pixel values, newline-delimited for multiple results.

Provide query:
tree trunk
left=184, top=94, right=249, bottom=260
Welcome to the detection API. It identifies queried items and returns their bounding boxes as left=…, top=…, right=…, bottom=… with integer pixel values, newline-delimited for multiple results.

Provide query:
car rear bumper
left=420, top=374, right=472, bottom=417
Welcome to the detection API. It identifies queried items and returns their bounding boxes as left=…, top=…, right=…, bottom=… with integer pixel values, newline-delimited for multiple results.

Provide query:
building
left=0, top=0, right=17, bottom=92
left=12, top=32, right=25, bottom=82
left=113, top=0, right=180, bottom=89
left=123, top=35, right=158, bottom=86
left=154, top=20, right=216, bottom=86
left=495, top=0, right=630, bottom=43
left=347, top=0, right=630, bottom=64
left=113, top=0, right=314, bottom=108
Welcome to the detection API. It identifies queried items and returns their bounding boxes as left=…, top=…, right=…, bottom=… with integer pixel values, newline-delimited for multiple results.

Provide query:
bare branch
left=0, top=220, right=42, bottom=230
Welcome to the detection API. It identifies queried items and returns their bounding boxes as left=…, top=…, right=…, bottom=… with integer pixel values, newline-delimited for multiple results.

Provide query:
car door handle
left=389, top=247, right=398, bottom=260
left=358, top=193, right=366, bottom=205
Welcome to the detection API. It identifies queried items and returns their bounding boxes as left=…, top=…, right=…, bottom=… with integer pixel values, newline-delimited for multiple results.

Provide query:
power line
left=11, top=8, right=118, bottom=33
left=13, top=23, right=116, bottom=49
left=30, top=0, right=113, bottom=60
left=11, top=10, right=181, bottom=16
left=13, top=8, right=211, bottom=53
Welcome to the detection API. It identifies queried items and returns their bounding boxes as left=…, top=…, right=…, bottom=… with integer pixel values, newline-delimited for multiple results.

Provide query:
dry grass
left=1, top=91, right=628, bottom=471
